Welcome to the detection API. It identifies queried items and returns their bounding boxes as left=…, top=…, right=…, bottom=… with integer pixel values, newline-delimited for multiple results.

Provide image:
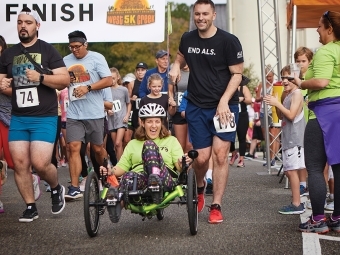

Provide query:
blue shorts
left=9, top=115, right=57, bottom=143
left=186, top=102, right=239, bottom=149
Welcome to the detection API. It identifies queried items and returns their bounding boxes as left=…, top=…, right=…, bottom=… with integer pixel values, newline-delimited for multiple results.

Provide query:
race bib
left=69, top=85, right=87, bottom=101
left=63, top=99, right=69, bottom=112
left=238, top=103, right=241, bottom=113
left=128, top=110, right=133, bottom=122
left=254, top=112, right=259, bottom=120
left=135, top=98, right=141, bottom=109
left=112, top=100, right=122, bottom=113
left=176, top=92, right=184, bottom=106
left=16, top=87, right=39, bottom=108
left=213, top=113, right=237, bottom=133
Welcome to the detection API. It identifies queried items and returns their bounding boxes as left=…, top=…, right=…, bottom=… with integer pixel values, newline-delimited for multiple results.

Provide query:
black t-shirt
left=179, top=28, right=244, bottom=108
left=0, top=39, right=66, bottom=116
left=132, top=79, right=141, bottom=111
left=139, top=94, right=169, bottom=128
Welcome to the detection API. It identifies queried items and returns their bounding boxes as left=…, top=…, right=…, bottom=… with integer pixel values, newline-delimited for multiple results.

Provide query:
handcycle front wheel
left=84, top=170, right=101, bottom=237
left=186, top=168, right=198, bottom=235
left=156, top=209, right=164, bottom=220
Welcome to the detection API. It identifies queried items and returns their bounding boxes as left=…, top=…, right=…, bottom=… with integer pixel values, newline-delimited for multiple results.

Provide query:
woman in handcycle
left=100, top=103, right=190, bottom=221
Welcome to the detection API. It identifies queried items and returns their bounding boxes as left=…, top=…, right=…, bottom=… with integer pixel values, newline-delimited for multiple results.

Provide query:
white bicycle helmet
left=139, top=103, right=166, bottom=118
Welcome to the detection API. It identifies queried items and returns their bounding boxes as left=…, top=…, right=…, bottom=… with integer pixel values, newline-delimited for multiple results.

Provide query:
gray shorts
left=66, top=118, right=104, bottom=145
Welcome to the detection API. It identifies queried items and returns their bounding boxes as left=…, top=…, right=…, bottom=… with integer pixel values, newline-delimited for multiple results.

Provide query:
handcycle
left=83, top=150, right=199, bottom=237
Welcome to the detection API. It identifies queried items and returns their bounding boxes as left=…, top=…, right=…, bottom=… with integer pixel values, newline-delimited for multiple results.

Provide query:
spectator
left=139, top=50, right=170, bottom=98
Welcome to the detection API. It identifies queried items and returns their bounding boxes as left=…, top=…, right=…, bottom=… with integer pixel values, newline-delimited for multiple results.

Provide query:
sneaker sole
left=279, top=210, right=305, bottom=215
left=19, top=215, right=39, bottom=223
left=65, top=194, right=83, bottom=202
left=208, top=219, right=223, bottom=224
left=299, top=228, right=329, bottom=234
left=52, top=186, right=66, bottom=214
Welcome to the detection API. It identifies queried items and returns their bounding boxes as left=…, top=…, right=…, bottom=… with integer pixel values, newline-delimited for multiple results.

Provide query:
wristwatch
left=87, top=85, right=92, bottom=92
left=39, top=73, right=44, bottom=83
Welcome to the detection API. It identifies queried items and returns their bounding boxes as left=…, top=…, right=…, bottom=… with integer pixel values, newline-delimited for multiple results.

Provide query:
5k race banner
left=1, top=0, right=166, bottom=44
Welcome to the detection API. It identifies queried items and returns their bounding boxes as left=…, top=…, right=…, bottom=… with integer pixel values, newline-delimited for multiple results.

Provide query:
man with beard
left=169, top=0, right=244, bottom=224
left=138, top=50, right=170, bottom=97
left=0, top=7, right=69, bottom=222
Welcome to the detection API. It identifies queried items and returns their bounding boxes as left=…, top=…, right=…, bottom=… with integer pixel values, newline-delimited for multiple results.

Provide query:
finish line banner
left=1, top=0, right=166, bottom=44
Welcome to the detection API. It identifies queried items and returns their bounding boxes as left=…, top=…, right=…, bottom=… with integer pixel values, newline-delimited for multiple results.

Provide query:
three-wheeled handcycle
left=83, top=150, right=199, bottom=237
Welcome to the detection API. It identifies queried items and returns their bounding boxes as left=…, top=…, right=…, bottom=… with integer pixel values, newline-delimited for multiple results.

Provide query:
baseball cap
left=136, top=62, right=148, bottom=69
left=155, top=50, right=170, bottom=59
left=122, top=73, right=136, bottom=83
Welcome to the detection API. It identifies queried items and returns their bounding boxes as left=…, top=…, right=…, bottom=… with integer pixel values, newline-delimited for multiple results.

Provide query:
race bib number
left=63, top=99, right=69, bottom=112
left=176, top=92, right=184, bottom=106
left=69, top=85, right=87, bottom=101
left=128, top=110, right=133, bottom=122
left=213, top=113, right=237, bottom=133
left=112, top=100, right=122, bottom=113
left=135, top=98, right=141, bottom=109
left=254, top=112, right=259, bottom=120
left=16, top=87, right=39, bottom=108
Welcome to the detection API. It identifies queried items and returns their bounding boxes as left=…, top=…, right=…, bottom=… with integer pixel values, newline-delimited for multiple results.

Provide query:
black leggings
left=51, top=116, right=62, bottom=168
left=305, top=119, right=340, bottom=217
left=230, top=112, right=249, bottom=156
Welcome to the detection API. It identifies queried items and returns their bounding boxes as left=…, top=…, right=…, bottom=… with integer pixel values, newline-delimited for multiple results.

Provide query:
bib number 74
left=16, top=87, right=39, bottom=108
left=213, top=113, right=237, bottom=133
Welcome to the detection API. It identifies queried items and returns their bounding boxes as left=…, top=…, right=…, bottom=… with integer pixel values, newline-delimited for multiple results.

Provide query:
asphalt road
left=1, top=157, right=340, bottom=255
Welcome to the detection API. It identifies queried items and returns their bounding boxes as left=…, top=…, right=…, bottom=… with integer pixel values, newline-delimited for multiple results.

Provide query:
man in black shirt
left=0, top=7, right=69, bottom=222
left=169, top=0, right=244, bottom=224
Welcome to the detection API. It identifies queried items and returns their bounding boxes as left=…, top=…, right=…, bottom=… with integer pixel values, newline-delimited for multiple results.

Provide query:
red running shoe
left=197, top=180, right=206, bottom=213
left=208, top=204, right=223, bottom=224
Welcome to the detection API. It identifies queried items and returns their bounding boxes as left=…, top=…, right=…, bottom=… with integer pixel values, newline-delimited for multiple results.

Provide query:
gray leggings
left=305, top=119, right=340, bottom=217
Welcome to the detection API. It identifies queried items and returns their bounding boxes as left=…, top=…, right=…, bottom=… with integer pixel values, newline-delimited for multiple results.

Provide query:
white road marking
left=302, top=233, right=321, bottom=255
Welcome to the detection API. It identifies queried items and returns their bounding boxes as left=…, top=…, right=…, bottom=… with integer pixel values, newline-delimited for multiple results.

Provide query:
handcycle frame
left=83, top=150, right=199, bottom=237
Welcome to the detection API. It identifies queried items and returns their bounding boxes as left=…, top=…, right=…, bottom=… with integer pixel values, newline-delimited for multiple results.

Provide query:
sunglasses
left=323, top=11, right=333, bottom=27
left=281, top=76, right=294, bottom=81
left=68, top=44, right=84, bottom=51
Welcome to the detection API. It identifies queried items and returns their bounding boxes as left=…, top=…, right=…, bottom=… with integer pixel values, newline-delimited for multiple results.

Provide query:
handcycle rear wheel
left=186, top=168, right=198, bottom=235
left=84, top=171, right=100, bottom=237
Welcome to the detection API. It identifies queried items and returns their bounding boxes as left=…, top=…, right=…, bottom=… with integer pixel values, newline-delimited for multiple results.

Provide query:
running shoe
left=106, top=187, right=121, bottom=223
left=245, top=153, right=254, bottom=159
left=51, top=185, right=65, bottom=214
left=229, top=153, right=239, bottom=166
left=197, top=180, right=206, bottom=213
left=300, top=185, right=309, bottom=197
left=279, top=203, right=305, bottom=215
left=0, top=200, right=4, bottom=214
left=208, top=204, right=223, bottom=224
left=263, top=159, right=276, bottom=167
left=64, top=185, right=83, bottom=201
left=299, top=216, right=329, bottom=234
left=205, top=178, right=213, bottom=196
left=325, top=201, right=334, bottom=211
left=19, top=207, right=39, bottom=223
left=327, top=215, right=340, bottom=233
left=237, top=160, right=245, bottom=168
left=79, top=177, right=87, bottom=192
left=32, top=174, right=41, bottom=201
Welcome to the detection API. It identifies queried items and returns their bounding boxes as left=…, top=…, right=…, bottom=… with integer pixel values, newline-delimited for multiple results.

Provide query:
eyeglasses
left=323, top=11, right=333, bottom=27
left=68, top=44, right=84, bottom=51
left=281, top=76, right=294, bottom=81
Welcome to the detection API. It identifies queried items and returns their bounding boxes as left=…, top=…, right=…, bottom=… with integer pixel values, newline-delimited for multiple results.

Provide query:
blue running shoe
left=279, top=203, right=305, bottom=215
left=64, top=185, right=83, bottom=201
left=299, top=216, right=329, bottom=234
left=300, top=185, right=309, bottom=197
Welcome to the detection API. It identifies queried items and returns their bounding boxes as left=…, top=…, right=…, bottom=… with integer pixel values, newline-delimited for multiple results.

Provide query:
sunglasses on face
left=281, top=76, right=294, bottom=81
left=68, top=44, right=84, bottom=51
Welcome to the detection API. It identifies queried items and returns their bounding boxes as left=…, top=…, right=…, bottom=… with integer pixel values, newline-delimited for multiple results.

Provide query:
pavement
left=1, top=154, right=340, bottom=255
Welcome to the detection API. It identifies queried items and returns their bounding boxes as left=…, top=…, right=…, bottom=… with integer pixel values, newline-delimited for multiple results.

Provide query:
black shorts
left=171, top=112, right=187, bottom=125
left=252, top=125, right=264, bottom=140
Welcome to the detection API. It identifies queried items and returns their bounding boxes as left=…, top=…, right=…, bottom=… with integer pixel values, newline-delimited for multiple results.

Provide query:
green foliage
left=243, top=63, right=260, bottom=96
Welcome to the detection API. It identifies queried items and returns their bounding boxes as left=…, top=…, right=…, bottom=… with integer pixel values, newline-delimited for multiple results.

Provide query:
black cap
left=136, top=62, right=148, bottom=69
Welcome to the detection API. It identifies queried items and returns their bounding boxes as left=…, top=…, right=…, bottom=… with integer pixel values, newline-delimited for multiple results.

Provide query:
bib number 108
left=213, top=113, right=237, bottom=133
